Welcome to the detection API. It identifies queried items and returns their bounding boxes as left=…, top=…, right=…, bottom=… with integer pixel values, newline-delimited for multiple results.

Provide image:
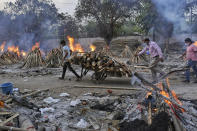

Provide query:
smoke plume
left=152, top=0, right=189, bottom=33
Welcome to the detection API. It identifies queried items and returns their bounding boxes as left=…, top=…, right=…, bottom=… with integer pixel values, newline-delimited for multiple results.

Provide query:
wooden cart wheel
left=91, top=72, right=107, bottom=81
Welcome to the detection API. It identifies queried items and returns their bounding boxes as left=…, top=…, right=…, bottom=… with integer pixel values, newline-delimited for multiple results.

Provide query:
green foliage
left=58, top=13, right=80, bottom=39
left=81, top=21, right=99, bottom=37
left=75, top=0, right=138, bottom=44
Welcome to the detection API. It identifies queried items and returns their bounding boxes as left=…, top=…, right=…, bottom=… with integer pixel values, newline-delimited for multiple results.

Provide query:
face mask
left=142, top=43, right=146, bottom=47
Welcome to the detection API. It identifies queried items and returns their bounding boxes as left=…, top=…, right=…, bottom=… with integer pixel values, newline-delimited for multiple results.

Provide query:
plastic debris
left=70, top=99, right=81, bottom=107
left=76, top=119, right=90, bottom=129
left=43, top=97, right=60, bottom=104
left=40, top=107, right=55, bottom=114
left=60, top=93, right=70, bottom=97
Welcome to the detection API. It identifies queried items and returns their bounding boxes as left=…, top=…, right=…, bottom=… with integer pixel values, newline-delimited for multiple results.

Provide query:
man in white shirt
left=59, top=40, right=81, bottom=80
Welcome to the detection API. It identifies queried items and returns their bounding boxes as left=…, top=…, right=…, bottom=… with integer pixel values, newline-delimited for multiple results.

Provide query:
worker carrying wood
left=180, top=38, right=197, bottom=83
left=59, top=40, right=81, bottom=80
left=136, top=38, right=164, bottom=82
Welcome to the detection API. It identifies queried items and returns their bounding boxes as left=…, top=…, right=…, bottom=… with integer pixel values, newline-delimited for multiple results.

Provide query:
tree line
left=0, top=0, right=197, bottom=48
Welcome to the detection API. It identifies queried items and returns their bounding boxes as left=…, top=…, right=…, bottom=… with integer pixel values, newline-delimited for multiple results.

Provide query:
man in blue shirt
left=59, top=40, right=81, bottom=80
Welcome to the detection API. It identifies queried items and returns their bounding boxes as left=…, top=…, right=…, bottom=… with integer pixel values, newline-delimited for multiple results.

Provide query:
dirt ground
left=0, top=63, right=196, bottom=100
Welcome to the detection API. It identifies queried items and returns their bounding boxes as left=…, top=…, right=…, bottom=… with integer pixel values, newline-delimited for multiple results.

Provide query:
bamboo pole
left=73, top=85, right=142, bottom=91
left=0, top=113, right=19, bottom=126
left=148, top=102, right=152, bottom=125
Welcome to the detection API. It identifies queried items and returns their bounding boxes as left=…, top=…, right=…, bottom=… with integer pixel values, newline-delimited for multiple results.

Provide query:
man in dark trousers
left=59, top=40, right=81, bottom=80
left=181, top=38, right=197, bottom=83
left=137, top=38, right=164, bottom=83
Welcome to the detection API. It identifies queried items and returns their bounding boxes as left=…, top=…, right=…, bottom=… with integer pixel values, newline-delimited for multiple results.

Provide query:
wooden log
left=21, top=89, right=49, bottom=98
left=0, top=112, right=12, bottom=115
left=0, top=126, right=27, bottom=131
left=5, top=89, right=49, bottom=103
left=148, top=102, right=152, bottom=125
left=73, top=85, right=142, bottom=91
left=19, top=115, right=36, bottom=131
left=171, top=112, right=186, bottom=131
left=0, top=113, right=19, bottom=126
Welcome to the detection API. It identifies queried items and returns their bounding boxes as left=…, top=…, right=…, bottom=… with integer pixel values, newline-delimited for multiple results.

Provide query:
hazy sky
left=0, top=0, right=78, bottom=15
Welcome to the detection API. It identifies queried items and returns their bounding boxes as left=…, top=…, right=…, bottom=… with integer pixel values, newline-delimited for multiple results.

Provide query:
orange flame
left=157, top=78, right=184, bottom=112
left=0, top=42, right=6, bottom=52
left=21, top=50, right=27, bottom=57
left=160, top=90, right=171, bottom=105
left=67, top=36, right=75, bottom=52
left=67, top=36, right=84, bottom=53
left=32, top=42, right=40, bottom=51
left=7, top=45, right=20, bottom=56
left=90, top=44, right=96, bottom=52
left=75, top=43, right=84, bottom=53
left=171, top=90, right=182, bottom=105
left=194, top=41, right=197, bottom=47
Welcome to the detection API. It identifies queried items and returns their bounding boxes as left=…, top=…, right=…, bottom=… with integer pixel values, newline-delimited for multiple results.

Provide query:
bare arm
left=138, top=46, right=148, bottom=56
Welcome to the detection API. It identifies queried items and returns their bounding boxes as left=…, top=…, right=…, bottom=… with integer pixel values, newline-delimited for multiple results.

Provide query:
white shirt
left=63, top=46, right=70, bottom=60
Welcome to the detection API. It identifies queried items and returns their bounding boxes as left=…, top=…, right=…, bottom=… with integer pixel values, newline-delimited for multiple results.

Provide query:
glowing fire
left=75, top=43, right=84, bottom=52
left=194, top=41, right=197, bottom=46
left=67, top=36, right=84, bottom=53
left=156, top=78, right=184, bottom=112
left=67, top=36, right=96, bottom=53
left=67, top=36, right=75, bottom=51
left=0, top=42, right=6, bottom=52
left=90, top=44, right=96, bottom=52
left=160, top=90, right=171, bottom=105
left=7, top=45, right=20, bottom=56
left=21, top=50, right=27, bottom=57
left=32, top=42, right=40, bottom=51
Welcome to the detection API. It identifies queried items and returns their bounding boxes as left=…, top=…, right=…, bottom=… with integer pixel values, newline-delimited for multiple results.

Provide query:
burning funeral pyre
left=22, top=43, right=45, bottom=68
left=0, top=42, right=26, bottom=65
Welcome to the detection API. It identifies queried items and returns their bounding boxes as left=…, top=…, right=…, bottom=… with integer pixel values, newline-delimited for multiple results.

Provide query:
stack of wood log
left=120, top=45, right=133, bottom=58
left=120, top=45, right=147, bottom=64
left=45, top=48, right=63, bottom=68
left=70, top=52, right=132, bottom=79
left=0, top=52, right=21, bottom=65
left=131, top=46, right=147, bottom=64
left=22, top=48, right=45, bottom=68
left=101, top=46, right=114, bottom=57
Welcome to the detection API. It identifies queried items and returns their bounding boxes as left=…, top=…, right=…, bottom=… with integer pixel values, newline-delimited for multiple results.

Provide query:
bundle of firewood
left=120, top=45, right=133, bottom=58
left=45, top=48, right=63, bottom=68
left=0, top=52, right=21, bottom=65
left=70, top=52, right=132, bottom=78
left=22, top=48, right=45, bottom=68
left=131, top=46, right=147, bottom=64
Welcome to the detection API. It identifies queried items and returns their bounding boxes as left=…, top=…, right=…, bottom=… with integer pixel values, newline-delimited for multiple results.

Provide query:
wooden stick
left=171, top=112, right=186, bottom=131
left=0, top=113, right=19, bottom=126
left=5, top=89, right=49, bottom=103
left=73, top=85, right=142, bottom=91
left=148, top=102, right=152, bottom=125
left=0, top=126, right=27, bottom=131
left=21, top=89, right=49, bottom=98
left=0, top=112, right=12, bottom=115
